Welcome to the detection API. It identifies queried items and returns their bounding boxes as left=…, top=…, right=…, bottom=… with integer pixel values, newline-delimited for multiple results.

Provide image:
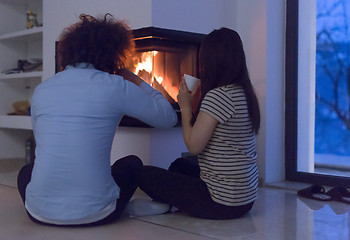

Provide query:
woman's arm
left=177, top=80, right=218, bottom=155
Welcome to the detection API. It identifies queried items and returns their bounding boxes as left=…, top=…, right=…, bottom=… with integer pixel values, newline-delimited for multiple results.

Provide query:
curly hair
left=57, top=14, right=134, bottom=74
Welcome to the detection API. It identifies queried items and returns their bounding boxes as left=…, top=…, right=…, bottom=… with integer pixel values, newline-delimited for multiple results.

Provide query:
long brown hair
left=57, top=14, right=134, bottom=74
left=194, top=28, right=260, bottom=134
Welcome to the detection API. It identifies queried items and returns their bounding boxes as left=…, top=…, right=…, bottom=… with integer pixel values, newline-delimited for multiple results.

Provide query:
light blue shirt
left=25, top=63, right=177, bottom=224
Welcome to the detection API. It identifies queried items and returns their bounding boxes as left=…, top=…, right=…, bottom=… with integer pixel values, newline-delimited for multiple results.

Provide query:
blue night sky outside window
left=315, top=0, right=350, bottom=167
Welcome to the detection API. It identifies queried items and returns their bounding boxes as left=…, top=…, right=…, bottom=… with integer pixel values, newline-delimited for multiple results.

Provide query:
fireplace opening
left=120, top=27, right=205, bottom=127
left=56, top=27, right=205, bottom=127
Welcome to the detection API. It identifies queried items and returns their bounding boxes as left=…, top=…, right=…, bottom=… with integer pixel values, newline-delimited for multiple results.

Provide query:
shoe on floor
left=327, top=187, right=350, bottom=204
left=126, top=198, right=171, bottom=217
left=297, top=184, right=332, bottom=201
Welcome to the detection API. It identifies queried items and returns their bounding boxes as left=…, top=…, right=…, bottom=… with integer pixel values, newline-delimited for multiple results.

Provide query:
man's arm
left=116, top=68, right=143, bottom=86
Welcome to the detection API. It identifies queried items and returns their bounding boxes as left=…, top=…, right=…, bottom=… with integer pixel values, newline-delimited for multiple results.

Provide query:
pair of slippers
left=297, top=184, right=350, bottom=204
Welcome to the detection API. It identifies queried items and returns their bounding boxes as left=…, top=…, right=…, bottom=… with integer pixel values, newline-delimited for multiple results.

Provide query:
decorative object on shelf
left=7, top=100, right=31, bottom=116
left=1, top=59, right=43, bottom=74
left=26, top=10, right=41, bottom=29
left=18, top=59, right=43, bottom=72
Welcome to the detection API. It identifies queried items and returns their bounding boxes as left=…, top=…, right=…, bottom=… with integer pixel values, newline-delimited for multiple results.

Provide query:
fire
left=134, top=51, right=157, bottom=76
left=132, top=50, right=178, bottom=103
left=156, top=76, right=163, bottom=84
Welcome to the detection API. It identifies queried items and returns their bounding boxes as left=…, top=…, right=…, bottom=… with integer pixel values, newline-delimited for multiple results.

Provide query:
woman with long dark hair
left=136, top=27, right=260, bottom=219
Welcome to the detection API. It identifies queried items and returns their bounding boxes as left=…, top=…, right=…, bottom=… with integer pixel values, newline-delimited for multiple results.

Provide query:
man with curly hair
left=17, top=14, right=177, bottom=226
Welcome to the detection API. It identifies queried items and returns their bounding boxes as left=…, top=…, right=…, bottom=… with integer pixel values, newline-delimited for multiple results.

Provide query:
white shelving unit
left=0, top=26, right=43, bottom=41
left=0, top=0, right=42, bottom=159
left=0, top=70, right=43, bottom=80
left=0, top=116, right=33, bottom=130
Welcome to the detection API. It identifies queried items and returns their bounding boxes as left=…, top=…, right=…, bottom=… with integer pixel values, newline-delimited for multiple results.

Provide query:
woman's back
left=198, top=84, right=258, bottom=206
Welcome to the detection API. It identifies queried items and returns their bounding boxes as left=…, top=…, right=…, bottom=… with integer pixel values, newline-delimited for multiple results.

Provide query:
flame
left=133, top=51, right=164, bottom=85
left=134, top=51, right=157, bottom=76
left=156, top=76, right=163, bottom=84
left=133, top=50, right=178, bottom=102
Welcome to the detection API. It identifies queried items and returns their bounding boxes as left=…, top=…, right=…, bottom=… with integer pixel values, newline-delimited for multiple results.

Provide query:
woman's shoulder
left=206, top=84, right=244, bottom=98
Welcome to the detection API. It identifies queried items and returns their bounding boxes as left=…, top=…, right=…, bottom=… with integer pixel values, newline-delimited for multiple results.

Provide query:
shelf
left=0, top=27, right=43, bottom=41
left=0, top=0, right=42, bottom=160
left=1, top=0, right=31, bottom=5
left=0, top=115, right=32, bottom=130
left=0, top=71, right=42, bottom=80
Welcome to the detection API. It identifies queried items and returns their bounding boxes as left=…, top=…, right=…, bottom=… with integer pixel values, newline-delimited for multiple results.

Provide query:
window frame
left=285, top=0, right=350, bottom=187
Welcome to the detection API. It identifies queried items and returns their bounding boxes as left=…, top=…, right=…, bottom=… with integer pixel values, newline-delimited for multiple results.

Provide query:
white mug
left=184, top=74, right=200, bottom=92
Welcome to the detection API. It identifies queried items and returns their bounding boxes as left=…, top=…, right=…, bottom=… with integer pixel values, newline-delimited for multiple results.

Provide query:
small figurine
left=26, top=10, right=40, bottom=29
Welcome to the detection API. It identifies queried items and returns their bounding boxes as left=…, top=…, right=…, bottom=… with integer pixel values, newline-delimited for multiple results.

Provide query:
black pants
left=137, top=158, right=254, bottom=220
left=17, top=155, right=143, bottom=227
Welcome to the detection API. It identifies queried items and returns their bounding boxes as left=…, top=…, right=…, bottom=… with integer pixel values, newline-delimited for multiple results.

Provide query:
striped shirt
left=198, top=84, right=258, bottom=206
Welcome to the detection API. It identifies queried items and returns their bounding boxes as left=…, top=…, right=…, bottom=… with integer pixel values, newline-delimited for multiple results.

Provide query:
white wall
left=151, top=0, right=287, bottom=180
left=265, top=0, right=286, bottom=183
left=234, top=0, right=286, bottom=184
left=297, top=0, right=316, bottom=173
left=43, top=0, right=153, bottom=80
left=110, top=127, right=151, bottom=165
left=43, top=0, right=287, bottom=183
left=149, top=0, right=239, bottom=168
left=43, top=0, right=236, bottom=167
left=234, top=0, right=268, bottom=183
left=150, top=127, right=187, bottom=169
left=151, top=0, right=236, bottom=34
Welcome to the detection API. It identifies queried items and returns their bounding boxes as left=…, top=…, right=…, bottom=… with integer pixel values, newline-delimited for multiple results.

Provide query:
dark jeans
left=17, top=155, right=143, bottom=227
left=137, top=157, right=254, bottom=220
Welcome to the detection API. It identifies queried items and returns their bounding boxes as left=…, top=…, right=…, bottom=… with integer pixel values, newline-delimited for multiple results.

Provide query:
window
left=286, top=0, right=350, bottom=186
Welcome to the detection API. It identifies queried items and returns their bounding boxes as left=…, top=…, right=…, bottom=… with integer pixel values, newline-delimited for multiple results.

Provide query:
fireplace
left=56, top=27, right=205, bottom=127
left=120, top=27, right=205, bottom=127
